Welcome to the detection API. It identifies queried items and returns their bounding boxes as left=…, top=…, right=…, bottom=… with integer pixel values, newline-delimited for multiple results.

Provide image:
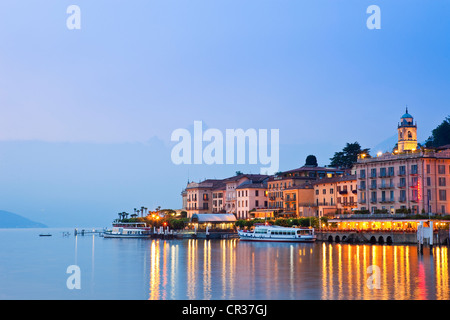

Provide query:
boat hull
left=238, top=232, right=316, bottom=242
left=238, top=237, right=316, bottom=243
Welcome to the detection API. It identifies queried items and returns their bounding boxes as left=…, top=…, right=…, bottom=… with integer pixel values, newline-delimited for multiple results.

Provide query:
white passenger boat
left=103, top=222, right=152, bottom=238
left=238, top=225, right=316, bottom=242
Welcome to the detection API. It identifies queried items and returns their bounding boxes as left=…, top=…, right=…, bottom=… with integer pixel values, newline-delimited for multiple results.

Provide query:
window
left=399, top=166, right=406, bottom=175
left=427, top=177, right=431, bottom=186
left=388, top=167, right=394, bottom=176
left=427, top=164, right=431, bottom=174
left=255, top=200, right=259, bottom=207
left=322, top=189, right=326, bottom=195
left=400, top=190, right=406, bottom=202
left=438, top=177, right=446, bottom=187
left=371, top=192, right=377, bottom=203
left=439, top=190, right=447, bottom=201
left=255, top=190, right=259, bottom=197
left=438, top=165, right=446, bottom=174
left=380, top=168, right=386, bottom=177
left=371, top=168, right=377, bottom=178
left=360, top=169, right=366, bottom=179
left=330, top=188, right=334, bottom=194
left=411, top=164, right=418, bottom=174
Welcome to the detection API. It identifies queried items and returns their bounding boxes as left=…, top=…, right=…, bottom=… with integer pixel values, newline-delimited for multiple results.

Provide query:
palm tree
left=140, top=206, right=145, bottom=218
left=118, top=212, right=124, bottom=221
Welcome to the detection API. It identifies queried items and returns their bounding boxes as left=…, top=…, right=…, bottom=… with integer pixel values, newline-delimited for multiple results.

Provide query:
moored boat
left=103, top=222, right=152, bottom=238
left=238, top=225, right=316, bottom=242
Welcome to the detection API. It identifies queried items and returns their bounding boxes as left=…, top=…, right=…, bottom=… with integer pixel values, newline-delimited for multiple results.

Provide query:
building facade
left=236, top=180, right=269, bottom=219
left=313, top=175, right=357, bottom=217
left=354, top=110, right=450, bottom=215
left=267, top=166, right=345, bottom=211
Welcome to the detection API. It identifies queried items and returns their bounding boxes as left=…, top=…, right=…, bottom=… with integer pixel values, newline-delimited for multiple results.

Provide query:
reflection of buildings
left=354, top=110, right=450, bottom=214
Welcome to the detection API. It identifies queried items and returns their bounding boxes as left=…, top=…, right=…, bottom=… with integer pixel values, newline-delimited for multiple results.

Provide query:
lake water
left=0, top=228, right=448, bottom=300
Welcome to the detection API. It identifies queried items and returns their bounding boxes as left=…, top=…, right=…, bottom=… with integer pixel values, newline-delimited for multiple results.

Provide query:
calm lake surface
left=0, top=228, right=448, bottom=300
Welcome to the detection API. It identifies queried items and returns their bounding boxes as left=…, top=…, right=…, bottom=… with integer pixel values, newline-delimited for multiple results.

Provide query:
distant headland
left=0, top=210, right=47, bottom=228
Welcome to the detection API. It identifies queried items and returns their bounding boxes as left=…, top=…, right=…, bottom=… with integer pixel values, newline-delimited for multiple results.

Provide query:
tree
left=425, top=116, right=450, bottom=148
left=305, top=155, right=318, bottom=167
left=329, top=142, right=371, bottom=168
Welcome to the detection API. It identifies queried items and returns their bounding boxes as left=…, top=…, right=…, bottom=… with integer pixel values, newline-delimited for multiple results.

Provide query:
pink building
left=236, top=180, right=269, bottom=219
left=354, top=110, right=450, bottom=215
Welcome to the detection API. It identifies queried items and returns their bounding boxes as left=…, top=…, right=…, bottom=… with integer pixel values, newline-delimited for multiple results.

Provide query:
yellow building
left=282, top=183, right=315, bottom=217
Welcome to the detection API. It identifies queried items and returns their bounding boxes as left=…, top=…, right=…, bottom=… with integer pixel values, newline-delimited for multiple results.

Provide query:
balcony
left=369, top=184, right=378, bottom=190
left=379, top=184, right=395, bottom=189
left=397, top=182, right=406, bottom=188
left=338, top=190, right=348, bottom=195
left=370, top=198, right=377, bottom=204
left=399, top=197, right=407, bottom=202
left=358, top=185, right=366, bottom=190
left=342, top=202, right=357, bottom=207
left=358, top=173, right=366, bottom=179
left=398, top=170, right=406, bottom=176
left=379, top=198, right=395, bottom=204
left=358, top=199, right=367, bottom=204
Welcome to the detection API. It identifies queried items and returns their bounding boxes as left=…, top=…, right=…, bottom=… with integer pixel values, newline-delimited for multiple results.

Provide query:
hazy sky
left=0, top=1, right=449, bottom=226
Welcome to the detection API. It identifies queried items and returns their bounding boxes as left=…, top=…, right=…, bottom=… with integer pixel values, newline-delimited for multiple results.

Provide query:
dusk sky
left=0, top=1, right=449, bottom=227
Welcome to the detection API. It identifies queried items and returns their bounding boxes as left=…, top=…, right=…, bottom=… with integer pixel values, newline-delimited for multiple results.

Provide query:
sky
left=0, top=0, right=449, bottom=227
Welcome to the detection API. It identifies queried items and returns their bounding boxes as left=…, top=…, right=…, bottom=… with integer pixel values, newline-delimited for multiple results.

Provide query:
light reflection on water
left=0, top=228, right=448, bottom=300
left=143, top=239, right=449, bottom=300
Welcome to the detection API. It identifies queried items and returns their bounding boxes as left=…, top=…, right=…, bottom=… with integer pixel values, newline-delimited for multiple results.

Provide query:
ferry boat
left=103, top=222, right=152, bottom=238
left=238, top=225, right=316, bottom=242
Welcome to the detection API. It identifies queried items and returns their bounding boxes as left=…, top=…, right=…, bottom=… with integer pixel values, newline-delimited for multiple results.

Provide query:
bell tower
left=397, top=107, right=417, bottom=152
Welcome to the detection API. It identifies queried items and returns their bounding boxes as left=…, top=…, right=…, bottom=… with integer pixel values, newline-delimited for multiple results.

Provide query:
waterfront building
left=313, top=174, right=358, bottom=217
left=189, top=213, right=237, bottom=233
left=282, top=183, right=315, bottom=217
left=224, top=174, right=269, bottom=215
left=236, top=179, right=269, bottom=219
left=267, top=166, right=345, bottom=211
left=354, top=109, right=450, bottom=215
left=185, top=179, right=224, bottom=218
left=184, top=174, right=268, bottom=218
left=212, top=182, right=226, bottom=213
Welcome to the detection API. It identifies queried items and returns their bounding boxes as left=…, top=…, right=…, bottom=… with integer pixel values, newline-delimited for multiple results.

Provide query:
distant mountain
left=0, top=210, right=47, bottom=228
